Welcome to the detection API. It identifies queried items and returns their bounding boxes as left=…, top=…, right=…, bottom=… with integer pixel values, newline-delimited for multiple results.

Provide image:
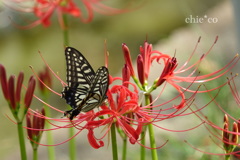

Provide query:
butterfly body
left=62, top=47, right=109, bottom=120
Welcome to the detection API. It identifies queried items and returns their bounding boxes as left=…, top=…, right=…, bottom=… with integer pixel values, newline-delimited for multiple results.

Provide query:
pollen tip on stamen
left=173, top=49, right=176, bottom=57
left=197, top=84, right=202, bottom=89
left=214, top=36, right=219, bottom=44
left=200, top=54, right=205, bottom=59
left=198, top=36, right=201, bottom=43
left=235, top=53, right=239, bottom=57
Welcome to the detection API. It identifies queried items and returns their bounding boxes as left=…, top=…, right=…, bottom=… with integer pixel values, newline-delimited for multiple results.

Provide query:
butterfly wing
left=62, top=47, right=95, bottom=109
left=62, top=47, right=109, bottom=120
left=81, top=66, right=109, bottom=112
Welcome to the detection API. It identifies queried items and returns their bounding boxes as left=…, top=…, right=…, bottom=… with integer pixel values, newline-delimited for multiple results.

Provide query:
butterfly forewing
left=66, top=47, right=95, bottom=85
left=64, top=47, right=96, bottom=105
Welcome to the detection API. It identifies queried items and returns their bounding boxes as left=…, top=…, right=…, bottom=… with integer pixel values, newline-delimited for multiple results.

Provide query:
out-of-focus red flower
left=26, top=108, right=45, bottom=147
left=38, top=66, right=52, bottom=95
left=0, top=64, right=9, bottom=100
left=4, top=0, right=129, bottom=29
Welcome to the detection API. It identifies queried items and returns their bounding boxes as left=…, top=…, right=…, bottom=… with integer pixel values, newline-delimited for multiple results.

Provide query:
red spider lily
left=0, top=64, right=36, bottom=112
left=3, top=0, right=129, bottom=29
left=24, top=76, right=36, bottom=108
left=182, top=78, right=240, bottom=157
left=38, top=66, right=52, bottom=95
left=32, top=75, right=145, bottom=148
left=30, top=52, right=147, bottom=148
left=27, top=44, right=217, bottom=149
left=26, top=108, right=45, bottom=147
left=122, top=37, right=240, bottom=109
left=69, top=77, right=203, bottom=149
left=84, top=81, right=144, bottom=148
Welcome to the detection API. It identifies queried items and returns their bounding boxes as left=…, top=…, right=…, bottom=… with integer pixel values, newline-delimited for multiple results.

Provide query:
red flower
left=122, top=37, right=240, bottom=109
left=4, top=0, right=128, bottom=29
left=29, top=40, right=239, bottom=149
left=38, top=66, right=52, bottom=95
left=24, top=76, right=36, bottom=109
left=0, top=64, right=9, bottom=100
left=84, top=80, right=144, bottom=148
left=31, top=57, right=145, bottom=148
left=26, top=108, right=45, bottom=147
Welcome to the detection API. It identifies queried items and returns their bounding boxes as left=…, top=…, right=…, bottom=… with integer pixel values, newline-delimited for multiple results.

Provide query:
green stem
left=225, top=155, right=230, bottom=160
left=111, top=123, right=118, bottom=160
left=33, top=148, right=38, bottom=160
left=140, top=132, right=146, bottom=160
left=17, top=121, right=27, bottom=160
left=62, top=13, right=76, bottom=160
left=148, top=123, right=158, bottom=159
left=145, top=94, right=158, bottom=160
left=122, top=138, right=127, bottom=160
left=69, top=127, right=76, bottom=160
left=62, top=14, right=70, bottom=46
left=44, top=105, right=55, bottom=160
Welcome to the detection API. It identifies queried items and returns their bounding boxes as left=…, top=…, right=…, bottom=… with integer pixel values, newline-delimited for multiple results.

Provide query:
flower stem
left=62, top=13, right=76, bottom=160
left=62, top=14, right=70, bottom=46
left=44, top=105, right=55, bottom=160
left=122, top=138, right=127, bottom=160
left=33, top=148, right=38, bottom=160
left=225, top=155, right=230, bottom=160
left=69, top=127, right=76, bottom=160
left=148, top=123, right=158, bottom=159
left=140, top=132, right=146, bottom=160
left=17, top=121, right=27, bottom=160
left=145, top=94, right=158, bottom=160
left=111, top=123, right=118, bottom=160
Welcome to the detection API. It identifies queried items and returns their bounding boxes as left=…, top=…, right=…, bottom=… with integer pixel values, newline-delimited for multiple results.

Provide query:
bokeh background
left=0, top=0, right=239, bottom=159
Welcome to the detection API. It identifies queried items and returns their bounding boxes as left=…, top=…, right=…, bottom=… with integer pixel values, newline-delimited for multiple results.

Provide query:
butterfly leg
left=64, top=109, right=80, bottom=120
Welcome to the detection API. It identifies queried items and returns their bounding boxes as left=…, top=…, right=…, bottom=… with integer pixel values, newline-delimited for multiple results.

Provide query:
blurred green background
left=0, top=0, right=239, bottom=159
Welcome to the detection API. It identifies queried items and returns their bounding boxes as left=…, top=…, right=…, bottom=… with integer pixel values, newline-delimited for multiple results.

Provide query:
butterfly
left=61, top=47, right=109, bottom=120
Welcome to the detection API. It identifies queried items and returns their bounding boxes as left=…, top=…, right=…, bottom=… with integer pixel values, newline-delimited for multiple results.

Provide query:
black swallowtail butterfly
left=62, top=47, right=109, bottom=120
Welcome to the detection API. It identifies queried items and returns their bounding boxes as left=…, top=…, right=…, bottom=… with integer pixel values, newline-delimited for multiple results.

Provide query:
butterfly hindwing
left=81, top=66, right=109, bottom=112
left=62, top=47, right=109, bottom=120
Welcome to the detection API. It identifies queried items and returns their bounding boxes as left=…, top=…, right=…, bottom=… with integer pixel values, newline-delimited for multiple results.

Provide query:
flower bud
left=16, top=72, right=24, bottom=103
left=8, top=76, right=16, bottom=110
left=122, top=43, right=135, bottom=77
left=122, top=64, right=130, bottom=88
left=24, top=76, right=36, bottom=109
left=232, top=122, right=238, bottom=144
left=0, top=64, right=9, bottom=100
